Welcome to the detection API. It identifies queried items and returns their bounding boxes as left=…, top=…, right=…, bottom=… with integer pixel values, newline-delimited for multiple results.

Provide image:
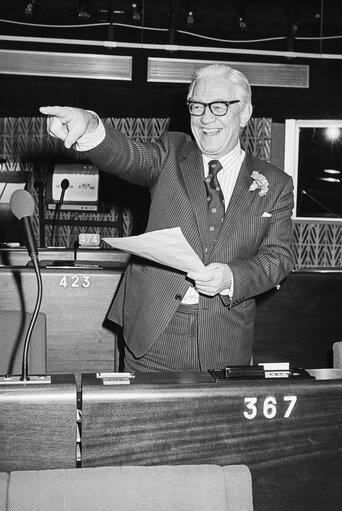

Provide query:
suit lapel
left=209, top=154, right=254, bottom=260
left=179, top=146, right=209, bottom=256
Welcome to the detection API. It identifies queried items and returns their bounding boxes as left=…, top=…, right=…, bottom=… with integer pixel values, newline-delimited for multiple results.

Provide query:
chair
left=0, top=310, right=46, bottom=376
left=0, top=464, right=253, bottom=511
left=333, top=341, right=342, bottom=368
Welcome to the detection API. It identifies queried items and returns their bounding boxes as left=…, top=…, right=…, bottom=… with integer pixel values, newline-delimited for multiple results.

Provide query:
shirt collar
left=202, top=141, right=243, bottom=174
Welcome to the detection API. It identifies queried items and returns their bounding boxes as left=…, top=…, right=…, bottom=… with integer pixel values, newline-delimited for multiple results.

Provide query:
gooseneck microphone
left=50, top=178, right=69, bottom=247
left=10, top=189, right=42, bottom=381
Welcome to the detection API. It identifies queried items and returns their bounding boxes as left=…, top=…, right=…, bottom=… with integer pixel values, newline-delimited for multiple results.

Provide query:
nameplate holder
left=209, top=363, right=314, bottom=382
left=96, top=372, right=135, bottom=385
left=0, top=375, right=52, bottom=385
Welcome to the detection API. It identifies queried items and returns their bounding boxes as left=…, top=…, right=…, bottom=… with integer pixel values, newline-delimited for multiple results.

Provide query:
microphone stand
left=50, top=179, right=69, bottom=247
left=50, top=190, right=65, bottom=247
left=21, top=252, right=43, bottom=381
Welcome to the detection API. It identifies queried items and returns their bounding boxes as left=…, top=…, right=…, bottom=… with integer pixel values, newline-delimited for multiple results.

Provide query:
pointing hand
left=39, top=106, right=98, bottom=148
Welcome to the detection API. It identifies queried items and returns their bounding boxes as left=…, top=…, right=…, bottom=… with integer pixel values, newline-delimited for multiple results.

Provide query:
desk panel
left=255, top=270, right=342, bottom=368
left=0, top=374, right=77, bottom=471
left=0, top=265, right=125, bottom=384
left=82, top=371, right=342, bottom=511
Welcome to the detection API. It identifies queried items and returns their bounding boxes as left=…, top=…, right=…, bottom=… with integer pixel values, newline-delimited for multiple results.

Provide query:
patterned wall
left=0, top=117, right=169, bottom=247
left=293, top=221, right=342, bottom=268
left=1, top=116, right=341, bottom=268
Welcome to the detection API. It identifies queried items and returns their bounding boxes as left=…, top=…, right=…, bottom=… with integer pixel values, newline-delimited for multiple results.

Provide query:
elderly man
left=40, top=63, right=294, bottom=372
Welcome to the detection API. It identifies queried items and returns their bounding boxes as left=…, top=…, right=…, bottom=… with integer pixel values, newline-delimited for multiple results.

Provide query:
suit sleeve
left=227, top=174, right=295, bottom=306
left=83, top=125, right=185, bottom=188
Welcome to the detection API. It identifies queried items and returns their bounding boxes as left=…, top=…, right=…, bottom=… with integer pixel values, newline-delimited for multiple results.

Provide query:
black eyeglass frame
left=187, top=99, right=240, bottom=116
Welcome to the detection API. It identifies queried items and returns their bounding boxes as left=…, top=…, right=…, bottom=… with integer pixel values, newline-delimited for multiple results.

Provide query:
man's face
left=189, top=75, right=248, bottom=158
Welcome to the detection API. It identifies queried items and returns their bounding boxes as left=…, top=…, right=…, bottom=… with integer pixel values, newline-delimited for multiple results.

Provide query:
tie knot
left=208, top=160, right=222, bottom=177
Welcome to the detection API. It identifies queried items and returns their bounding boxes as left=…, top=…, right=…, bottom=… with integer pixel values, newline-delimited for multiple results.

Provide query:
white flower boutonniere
left=249, top=171, right=269, bottom=197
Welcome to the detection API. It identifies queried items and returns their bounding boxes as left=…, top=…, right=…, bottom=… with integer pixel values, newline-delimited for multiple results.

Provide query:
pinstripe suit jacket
left=85, top=126, right=294, bottom=369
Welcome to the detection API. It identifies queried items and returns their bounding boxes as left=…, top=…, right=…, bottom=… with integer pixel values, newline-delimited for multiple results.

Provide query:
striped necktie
left=204, top=160, right=225, bottom=245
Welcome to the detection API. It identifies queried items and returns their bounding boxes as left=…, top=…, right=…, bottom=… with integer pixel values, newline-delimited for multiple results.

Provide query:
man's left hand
left=187, top=263, right=233, bottom=297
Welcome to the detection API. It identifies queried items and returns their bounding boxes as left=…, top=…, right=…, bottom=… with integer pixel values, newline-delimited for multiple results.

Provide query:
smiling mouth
left=202, top=128, right=221, bottom=135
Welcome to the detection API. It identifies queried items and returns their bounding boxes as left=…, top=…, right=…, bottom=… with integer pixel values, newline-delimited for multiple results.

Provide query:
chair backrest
left=0, top=464, right=253, bottom=511
left=333, top=341, right=342, bottom=368
left=0, top=310, right=46, bottom=375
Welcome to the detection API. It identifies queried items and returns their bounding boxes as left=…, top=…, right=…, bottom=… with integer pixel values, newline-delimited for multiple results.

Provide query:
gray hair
left=187, top=64, right=252, bottom=110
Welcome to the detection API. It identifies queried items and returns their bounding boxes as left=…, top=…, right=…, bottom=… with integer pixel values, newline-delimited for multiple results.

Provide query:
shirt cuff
left=74, top=111, right=106, bottom=152
left=220, top=266, right=234, bottom=298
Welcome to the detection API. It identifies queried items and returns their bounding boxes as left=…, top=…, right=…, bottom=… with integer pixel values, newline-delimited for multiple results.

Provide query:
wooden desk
left=0, top=374, right=77, bottom=471
left=1, top=261, right=342, bottom=380
left=0, top=247, right=129, bottom=266
left=81, top=370, right=342, bottom=511
left=0, top=263, right=126, bottom=385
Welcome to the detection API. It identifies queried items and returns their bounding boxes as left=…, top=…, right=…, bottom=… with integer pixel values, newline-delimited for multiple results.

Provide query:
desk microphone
left=9, top=189, right=43, bottom=381
left=50, top=178, right=69, bottom=247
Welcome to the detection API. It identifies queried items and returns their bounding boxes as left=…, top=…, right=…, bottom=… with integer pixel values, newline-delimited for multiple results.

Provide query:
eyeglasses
left=187, top=100, right=240, bottom=117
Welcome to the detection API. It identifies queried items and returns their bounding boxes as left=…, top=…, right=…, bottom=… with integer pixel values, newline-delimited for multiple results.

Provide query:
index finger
left=39, top=106, right=73, bottom=123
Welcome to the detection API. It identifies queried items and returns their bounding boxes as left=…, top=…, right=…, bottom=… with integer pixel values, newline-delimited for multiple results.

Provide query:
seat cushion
left=0, top=464, right=253, bottom=511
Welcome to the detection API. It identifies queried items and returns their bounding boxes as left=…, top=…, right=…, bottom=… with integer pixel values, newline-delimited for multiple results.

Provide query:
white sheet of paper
left=103, top=227, right=205, bottom=274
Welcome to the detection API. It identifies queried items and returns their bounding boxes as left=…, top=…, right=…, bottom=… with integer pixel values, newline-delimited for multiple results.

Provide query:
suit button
left=175, top=294, right=182, bottom=300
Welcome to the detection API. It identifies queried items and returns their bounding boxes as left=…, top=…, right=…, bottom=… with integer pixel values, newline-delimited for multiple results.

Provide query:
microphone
left=50, top=178, right=69, bottom=247
left=9, top=189, right=42, bottom=381
left=10, top=189, right=38, bottom=260
left=61, top=178, right=70, bottom=191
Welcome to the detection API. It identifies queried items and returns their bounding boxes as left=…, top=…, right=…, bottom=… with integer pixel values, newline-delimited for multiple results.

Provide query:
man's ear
left=240, top=103, right=253, bottom=128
